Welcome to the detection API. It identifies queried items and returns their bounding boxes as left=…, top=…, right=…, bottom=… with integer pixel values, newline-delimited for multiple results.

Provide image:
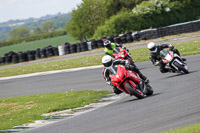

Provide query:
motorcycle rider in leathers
left=102, top=55, right=149, bottom=94
left=104, top=40, right=126, bottom=56
left=103, top=39, right=149, bottom=80
left=147, top=42, right=186, bottom=73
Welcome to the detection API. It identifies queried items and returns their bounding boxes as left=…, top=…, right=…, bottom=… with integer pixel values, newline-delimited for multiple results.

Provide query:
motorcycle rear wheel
left=174, top=62, right=189, bottom=74
left=124, top=82, right=144, bottom=99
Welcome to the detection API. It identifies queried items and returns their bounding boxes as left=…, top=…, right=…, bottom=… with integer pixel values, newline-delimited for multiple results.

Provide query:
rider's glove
left=125, top=61, right=131, bottom=70
left=154, top=61, right=160, bottom=66
left=107, top=81, right=113, bottom=86
left=126, top=48, right=129, bottom=52
left=122, top=46, right=129, bottom=52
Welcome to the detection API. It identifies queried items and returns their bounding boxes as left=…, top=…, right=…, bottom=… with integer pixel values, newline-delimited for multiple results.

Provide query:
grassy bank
left=163, top=123, right=200, bottom=133
left=0, top=90, right=111, bottom=130
left=0, top=39, right=199, bottom=77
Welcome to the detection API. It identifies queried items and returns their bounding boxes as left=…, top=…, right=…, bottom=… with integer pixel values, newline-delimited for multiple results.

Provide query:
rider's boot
left=182, top=58, right=186, bottom=61
left=168, top=69, right=176, bottom=73
left=129, top=65, right=150, bottom=84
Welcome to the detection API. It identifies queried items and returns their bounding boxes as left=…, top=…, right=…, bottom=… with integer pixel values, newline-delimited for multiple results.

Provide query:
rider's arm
left=105, top=52, right=110, bottom=55
left=105, top=52, right=114, bottom=58
left=149, top=54, right=157, bottom=66
left=115, top=43, right=129, bottom=52
left=160, top=44, right=173, bottom=49
left=115, top=43, right=123, bottom=47
left=102, top=67, right=112, bottom=86
left=113, top=59, right=126, bottom=66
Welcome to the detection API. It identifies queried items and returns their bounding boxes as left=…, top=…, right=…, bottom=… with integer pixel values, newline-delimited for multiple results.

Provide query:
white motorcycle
left=159, top=49, right=189, bottom=74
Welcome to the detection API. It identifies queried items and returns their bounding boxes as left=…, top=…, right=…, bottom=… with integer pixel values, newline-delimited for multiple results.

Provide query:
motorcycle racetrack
left=0, top=54, right=200, bottom=133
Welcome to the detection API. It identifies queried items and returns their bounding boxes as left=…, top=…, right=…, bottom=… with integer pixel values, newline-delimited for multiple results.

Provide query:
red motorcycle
left=110, top=47, right=153, bottom=98
left=112, top=47, right=132, bottom=60
left=109, top=64, right=153, bottom=99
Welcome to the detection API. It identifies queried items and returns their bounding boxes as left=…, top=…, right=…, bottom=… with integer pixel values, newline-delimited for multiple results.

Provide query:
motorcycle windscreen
left=160, top=50, right=173, bottom=63
left=112, top=47, right=127, bottom=59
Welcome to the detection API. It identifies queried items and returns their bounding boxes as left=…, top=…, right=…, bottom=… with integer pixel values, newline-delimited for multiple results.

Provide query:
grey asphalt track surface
left=1, top=54, right=200, bottom=133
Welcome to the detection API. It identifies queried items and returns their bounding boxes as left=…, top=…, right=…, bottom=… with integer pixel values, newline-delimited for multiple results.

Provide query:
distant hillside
left=0, top=12, right=71, bottom=41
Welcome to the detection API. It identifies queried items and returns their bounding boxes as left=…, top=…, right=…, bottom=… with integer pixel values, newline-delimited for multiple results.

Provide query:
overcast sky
left=0, top=0, right=82, bottom=23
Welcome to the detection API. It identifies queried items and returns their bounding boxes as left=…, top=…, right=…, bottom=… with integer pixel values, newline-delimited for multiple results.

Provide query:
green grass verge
left=0, top=35, right=76, bottom=56
left=0, top=90, right=111, bottom=130
left=0, top=39, right=199, bottom=77
left=163, top=123, right=200, bottom=133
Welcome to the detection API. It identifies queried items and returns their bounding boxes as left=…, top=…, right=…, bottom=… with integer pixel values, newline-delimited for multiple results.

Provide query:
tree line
left=66, top=0, right=200, bottom=41
left=0, top=21, right=66, bottom=47
left=1, top=0, right=200, bottom=47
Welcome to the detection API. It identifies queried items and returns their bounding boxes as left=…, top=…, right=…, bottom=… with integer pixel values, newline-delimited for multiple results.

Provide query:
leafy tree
left=41, top=21, right=55, bottom=33
left=67, top=0, right=200, bottom=41
left=93, top=11, right=136, bottom=39
left=66, top=0, right=146, bottom=41
left=33, top=27, right=43, bottom=35
left=66, top=0, right=107, bottom=41
left=8, top=27, right=30, bottom=40
left=104, top=0, right=146, bottom=17
left=131, top=0, right=200, bottom=29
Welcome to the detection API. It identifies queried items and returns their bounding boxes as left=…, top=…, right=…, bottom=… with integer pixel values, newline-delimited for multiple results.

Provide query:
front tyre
left=174, top=62, right=189, bottom=74
left=124, top=82, right=144, bottom=99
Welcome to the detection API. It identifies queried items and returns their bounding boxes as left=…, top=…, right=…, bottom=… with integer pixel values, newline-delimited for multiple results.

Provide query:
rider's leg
left=129, top=63, right=149, bottom=83
left=172, top=49, right=186, bottom=61
left=159, top=62, right=175, bottom=73
left=172, top=49, right=180, bottom=56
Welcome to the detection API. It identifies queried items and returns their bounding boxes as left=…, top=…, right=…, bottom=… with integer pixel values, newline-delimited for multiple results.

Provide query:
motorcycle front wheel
left=124, top=81, right=145, bottom=99
left=174, top=62, right=189, bottom=74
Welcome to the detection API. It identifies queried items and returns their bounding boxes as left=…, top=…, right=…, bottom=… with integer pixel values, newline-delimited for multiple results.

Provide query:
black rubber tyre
left=174, top=62, right=189, bottom=74
left=124, top=82, right=144, bottom=99
left=113, top=86, right=122, bottom=94
left=12, top=54, right=19, bottom=64
left=145, top=84, right=154, bottom=96
left=91, top=40, right=98, bottom=49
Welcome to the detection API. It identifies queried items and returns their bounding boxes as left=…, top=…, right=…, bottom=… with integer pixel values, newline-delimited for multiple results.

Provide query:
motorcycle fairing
left=112, top=47, right=128, bottom=59
left=161, top=50, right=187, bottom=72
left=162, top=51, right=174, bottom=63
left=110, top=65, right=141, bottom=94
left=170, top=57, right=186, bottom=71
left=110, top=65, right=126, bottom=86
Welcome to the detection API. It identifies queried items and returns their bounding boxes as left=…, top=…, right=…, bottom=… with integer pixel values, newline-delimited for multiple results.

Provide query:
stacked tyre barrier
left=76, top=43, right=81, bottom=53
left=40, top=48, right=47, bottom=58
left=64, top=43, right=71, bottom=54
left=125, top=32, right=134, bottom=43
left=80, top=42, right=88, bottom=52
left=0, top=45, right=59, bottom=65
left=70, top=44, right=77, bottom=53
left=91, top=40, right=98, bottom=49
left=18, top=52, right=28, bottom=62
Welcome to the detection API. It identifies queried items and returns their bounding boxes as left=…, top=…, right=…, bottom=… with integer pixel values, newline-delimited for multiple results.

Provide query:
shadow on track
left=118, top=93, right=162, bottom=104
left=162, top=70, right=198, bottom=79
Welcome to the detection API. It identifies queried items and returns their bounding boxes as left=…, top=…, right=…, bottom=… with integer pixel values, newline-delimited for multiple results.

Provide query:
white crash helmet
left=104, top=40, right=111, bottom=48
left=102, top=55, right=112, bottom=67
left=147, top=42, right=157, bottom=53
